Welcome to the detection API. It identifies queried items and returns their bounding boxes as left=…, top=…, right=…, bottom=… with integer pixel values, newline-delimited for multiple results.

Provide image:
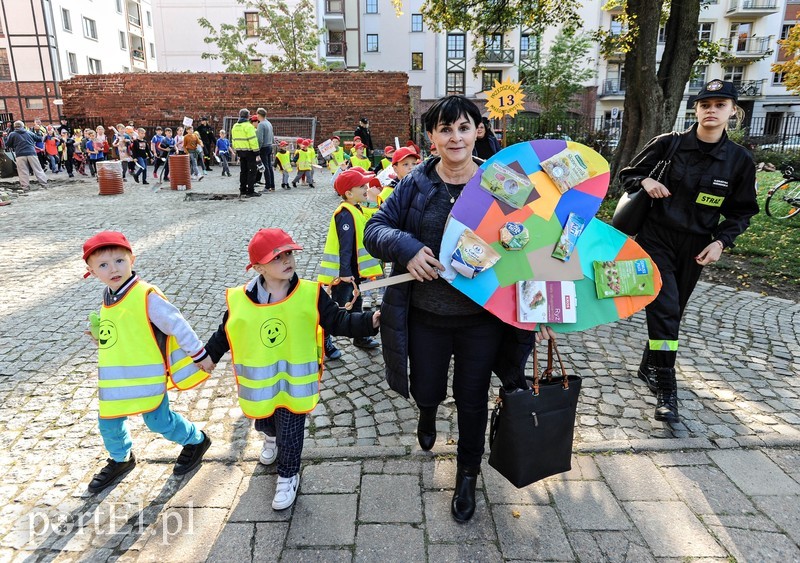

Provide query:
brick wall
left=0, top=80, right=61, bottom=124
left=60, top=72, right=410, bottom=148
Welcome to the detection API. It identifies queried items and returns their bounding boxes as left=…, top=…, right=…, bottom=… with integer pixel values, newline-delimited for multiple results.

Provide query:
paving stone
left=253, top=522, right=290, bottom=563
left=649, top=451, right=711, bottom=467
left=751, top=494, right=800, bottom=546
left=423, top=491, right=496, bottom=543
left=482, top=466, right=549, bottom=505
left=709, top=526, right=800, bottom=562
left=278, top=548, right=353, bottom=562
left=286, top=494, right=357, bottom=546
left=300, top=462, right=361, bottom=494
left=624, top=501, right=726, bottom=558
left=167, top=463, right=244, bottom=508
left=709, top=449, right=800, bottom=496
left=548, top=480, right=631, bottom=531
left=137, top=507, right=227, bottom=562
left=491, top=503, right=574, bottom=561
left=661, top=465, right=756, bottom=516
left=228, top=475, right=292, bottom=523
left=567, top=530, right=655, bottom=563
left=595, top=455, right=677, bottom=501
left=359, top=474, right=421, bottom=523
left=354, top=524, right=424, bottom=562
left=207, top=522, right=254, bottom=562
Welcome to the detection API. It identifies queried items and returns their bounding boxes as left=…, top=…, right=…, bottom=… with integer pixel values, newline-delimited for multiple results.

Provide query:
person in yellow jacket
left=327, top=135, right=346, bottom=174
left=230, top=108, right=261, bottom=198
left=317, top=167, right=384, bottom=357
left=82, top=231, right=214, bottom=494
left=204, top=228, right=379, bottom=510
left=350, top=142, right=372, bottom=170
left=380, top=146, right=395, bottom=171
left=379, top=146, right=421, bottom=201
left=291, top=139, right=314, bottom=188
left=274, top=140, right=293, bottom=189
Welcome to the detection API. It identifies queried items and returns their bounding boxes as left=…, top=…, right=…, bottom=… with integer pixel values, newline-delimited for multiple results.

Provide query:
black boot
left=416, top=405, right=437, bottom=451
left=451, top=464, right=480, bottom=523
left=654, top=367, right=679, bottom=423
left=637, top=345, right=658, bottom=394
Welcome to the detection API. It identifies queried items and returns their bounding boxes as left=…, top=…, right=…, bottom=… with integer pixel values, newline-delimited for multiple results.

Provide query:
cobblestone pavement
left=1, top=170, right=799, bottom=561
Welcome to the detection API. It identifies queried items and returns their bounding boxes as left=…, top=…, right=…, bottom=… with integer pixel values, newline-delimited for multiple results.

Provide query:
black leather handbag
left=612, top=132, right=682, bottom=236
left=488, top=340, right=582, bottom=488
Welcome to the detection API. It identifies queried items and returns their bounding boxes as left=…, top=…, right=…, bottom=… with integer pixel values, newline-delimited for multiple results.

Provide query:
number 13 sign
left=485, top=78, right=526, bottom=120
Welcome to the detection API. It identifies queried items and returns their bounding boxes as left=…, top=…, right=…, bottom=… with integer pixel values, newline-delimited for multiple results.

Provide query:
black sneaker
left=353, top=336, right=380, bottom=349
left=88, top=453, right=137, bottom=494
left=173, top=432, right=211, bottom=475
left=132, top=172, right=140, bottom=183
left=249, top=191, right=262, bottom=197
left=325, top=343, right=342, bottom=360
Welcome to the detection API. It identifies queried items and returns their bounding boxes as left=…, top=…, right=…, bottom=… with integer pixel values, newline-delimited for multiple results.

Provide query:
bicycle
left=765, top=166, right=800, bottom=220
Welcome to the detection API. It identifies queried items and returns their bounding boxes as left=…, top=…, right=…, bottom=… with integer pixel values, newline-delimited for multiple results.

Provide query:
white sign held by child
left=317, top=139, right=335, bottom=158
left=182, top=116, right=193, bottom=127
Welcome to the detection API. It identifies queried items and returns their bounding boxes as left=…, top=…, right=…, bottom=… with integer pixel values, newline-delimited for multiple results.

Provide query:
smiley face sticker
left=97, top=319, right=118, bottom=349
left=260, top=319, right=287, bottom=348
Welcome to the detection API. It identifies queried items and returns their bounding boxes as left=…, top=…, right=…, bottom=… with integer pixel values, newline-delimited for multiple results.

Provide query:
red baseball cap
left=368, top=177, right=381, bottom=189
left=301, top=139, right=311, bottom=147
left=354, top=142, right=366, bottom=150
left=334, top=167, right=375, bottom=195
left=279, top=140, right=288, bottom=147
left=296, top=137, right=304, bottom=145
left=246, top=229, right=303, bottom=270
left=353, top=136, right=361, bottom=142
left=384, top=146, right=395, bottom=155
left=391, top=146, right=420, bottom=166
left=83, top=231, right=132, bottom=262
left=331, top=135, right=340, bottom=141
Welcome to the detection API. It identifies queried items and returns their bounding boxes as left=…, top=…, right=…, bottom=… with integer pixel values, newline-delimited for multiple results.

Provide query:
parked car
left=760, top=135, right=800, bottom=151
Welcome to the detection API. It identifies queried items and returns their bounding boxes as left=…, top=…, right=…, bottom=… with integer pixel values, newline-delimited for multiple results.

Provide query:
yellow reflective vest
left=328, top=147, right=346, bottom=173
left=318, top=202, right=383, bottom=284
left=97, top=280, right=209, bottom=419
left=295, top=148, right=312, bottom=171
left=231, top=121, right=258, bottom=151
left=381, top=158, right=392, bottom=170
left=275, top=150, right=293, bottom=172
left=350, top=155, right=371, bottom=170
left=225, top=280, right=323, bottom=418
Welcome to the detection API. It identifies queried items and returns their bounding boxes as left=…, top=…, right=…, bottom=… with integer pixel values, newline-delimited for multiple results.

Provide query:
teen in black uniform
left=618, top=80, right=759, bottom=424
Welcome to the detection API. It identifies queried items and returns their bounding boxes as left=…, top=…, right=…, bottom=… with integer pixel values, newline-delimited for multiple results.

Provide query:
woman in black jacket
left=473, top=117, right=500, bottom=160
left=618, top=79, right=758, bottom=424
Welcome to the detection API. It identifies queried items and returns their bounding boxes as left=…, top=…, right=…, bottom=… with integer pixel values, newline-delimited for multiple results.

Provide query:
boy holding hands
left=82, top=231, right=213, bottom=493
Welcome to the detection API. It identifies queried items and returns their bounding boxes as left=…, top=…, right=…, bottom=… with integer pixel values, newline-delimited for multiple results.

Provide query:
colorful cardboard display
left=439, top=140, right=662, bottom=333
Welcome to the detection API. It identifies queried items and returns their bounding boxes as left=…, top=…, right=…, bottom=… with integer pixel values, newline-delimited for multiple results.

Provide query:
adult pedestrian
left=618, top=79, right=758, bottom=424
left=5, top=120, right=49, bottom=189
left=256, top=108, right=275, bottom=191
left=354, top=117, right=373, bottom=155
left=473, top=117, right=500, bottom=160
left=364, top=95, right=553, bottom=523
left=230, top=108, right=260, bottom=198
left=197, top=116, right=216, bottom=172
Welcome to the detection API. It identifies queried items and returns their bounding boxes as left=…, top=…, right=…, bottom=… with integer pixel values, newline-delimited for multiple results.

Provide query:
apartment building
left=0, top=0, right=157, bottom=123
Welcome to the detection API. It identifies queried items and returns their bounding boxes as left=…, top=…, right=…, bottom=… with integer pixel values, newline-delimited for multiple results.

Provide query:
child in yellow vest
left=380, top=146, right=421, bottom=201
left=82, top=231, right=214, bottom=494
left=204, top=229, right=379, bottom=510
left=291, top=139, right=313, bottom=188
left=306, top=138, right=317, bottom=187
left=317, top=167, right=384, bottom=357
left=350, top=136, right=362, bottom=157
left=327, top=135, right=346, bottom=174
left=350, top=143, right=372, bottom=171
left=380, top=146, right=395, bottom=171
left=274, top=140, right=293, bottom=189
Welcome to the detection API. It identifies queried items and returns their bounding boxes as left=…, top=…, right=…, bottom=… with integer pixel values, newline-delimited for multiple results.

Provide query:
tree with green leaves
left=527, top=31, right=595, bottom=127
left=772, top=23, right=800, bottom=95
left=199, top=0, right=323, bottom=73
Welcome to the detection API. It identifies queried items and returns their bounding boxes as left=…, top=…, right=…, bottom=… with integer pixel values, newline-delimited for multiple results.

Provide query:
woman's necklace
left=437, top=162, right=477, bottom=203
left=443, top=183, right=457, bottom=204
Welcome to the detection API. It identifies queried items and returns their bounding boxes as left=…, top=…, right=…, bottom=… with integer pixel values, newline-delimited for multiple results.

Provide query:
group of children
left=81, top=135, right=423, bottom=511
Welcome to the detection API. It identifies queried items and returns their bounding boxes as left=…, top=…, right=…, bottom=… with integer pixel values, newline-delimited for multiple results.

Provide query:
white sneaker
left=272, top=474, right=299, bottom=510
left=259, top=435, right=277, bottom=465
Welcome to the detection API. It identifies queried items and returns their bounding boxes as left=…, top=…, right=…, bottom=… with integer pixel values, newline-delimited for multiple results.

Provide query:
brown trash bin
left=169, top=154, right=192, bottom=191
left=97, top=161, right=124, bottom=195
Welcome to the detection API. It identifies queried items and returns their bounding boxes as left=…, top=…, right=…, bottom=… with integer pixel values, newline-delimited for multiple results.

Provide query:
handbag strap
left=532, top=340, right=570, bottom=394
left=650, top=132, right=682, bottom=182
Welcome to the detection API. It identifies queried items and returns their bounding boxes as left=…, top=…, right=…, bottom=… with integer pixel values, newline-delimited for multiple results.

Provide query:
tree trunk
left=609, top=0, right=701, bottom=189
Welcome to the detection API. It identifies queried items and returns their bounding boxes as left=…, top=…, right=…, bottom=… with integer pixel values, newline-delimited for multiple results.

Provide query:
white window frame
left=119, top=30, right=127, bottom=50
left=83, top=17, right=97, bottom=40
left=698, top=22, right=713, bottom=42
left=87, top=57, right=102, bottom=74
left=61, top=8, right=72, bottom=32
left=146, top=10, right=152, bottom=27
left=67, top=51, right=78, bottom=75
left=149, top=43, right=156, bottom=59
left=115, top=0, right=122, bottom=14
left=25, top=98, right=44, bottom=110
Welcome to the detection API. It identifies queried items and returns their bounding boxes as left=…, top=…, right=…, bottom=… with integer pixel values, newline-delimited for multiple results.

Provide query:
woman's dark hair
left=422, top=95, right=482, bottom=134
left=480, top=117, right=497, bottom=139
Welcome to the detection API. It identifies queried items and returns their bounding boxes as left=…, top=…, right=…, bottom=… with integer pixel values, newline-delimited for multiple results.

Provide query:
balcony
left=721, top=35, right=773, bottom=57
left=478, top=48, right=515, bottom=66
left=726, top=0, right=779, bottom=17
left=326, top=41, right=345, bottom=58
left=324, top=0, right=345, bottom=31
left=599, top=78, right=626, bottom=97
left=735, top=79, right=765, bottom=97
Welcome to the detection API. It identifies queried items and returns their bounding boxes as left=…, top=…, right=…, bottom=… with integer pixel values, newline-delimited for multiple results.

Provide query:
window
left=723, top=65, right=744, bottom=84
left=781, top=24, right=792, bottom=41
left=698, top=22, right=713, bottom=42
left=0, top=48, right=9, bottom=80
left=83, top=17, right=97, bottom=40
left=411, top=13, right=423, bottom=32
left=327, top=31, right=344, bottom=56
left=774, top=71, right=786, bottom=84
left=88, top=57, right=102, bottom=74
left=447, top=34, right=465, bottom=58
left=146, top=10, right=152, bottom=27
left=690, top=64, right=707, bottom=89
left=67, top=52, right=78, bottom=74
left=366, top=0, right=378, bottom=13
left=411, top=52, right=423, bottom=70
left=366, top=34, right=379, bottom=52
left=115, top=0, right=122, bottom=13
left=447, top=71, right=465, bottom=95
left=729, top=22, right=752, bottom=52
left=610, top=15, right=626, bottom=36
left=26, top=98, right=44, bottom=110
left=0, top=100, right=5, bottom=112
left=520, top=34, right=538, bottom=60
left=482, top=70, right=502, bottom=91
left=119, top=31, right=127, bottom=50
left=658, top=25, right=666, bottom=43
left=61, top=8, right=72, bottom=32
left=245, top=13, right=259, bottom=37
left=250, top=59, right=263, bottom=71
left=149, top=43, right=155, bottom=58
left=485, top=33, right=503, bottom=51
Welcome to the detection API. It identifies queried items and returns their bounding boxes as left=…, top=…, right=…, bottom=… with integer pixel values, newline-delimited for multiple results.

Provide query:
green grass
left=596, top=171, right=800, bottom=290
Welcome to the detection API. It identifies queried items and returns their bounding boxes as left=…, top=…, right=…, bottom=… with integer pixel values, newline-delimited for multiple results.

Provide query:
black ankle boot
left=655, top=367, right=679, bottom=423
left=416, top=406, right=437, bottom=451
left=451, top=464, right=480, bottom=522
left=637, top=345, right=658, bottom=394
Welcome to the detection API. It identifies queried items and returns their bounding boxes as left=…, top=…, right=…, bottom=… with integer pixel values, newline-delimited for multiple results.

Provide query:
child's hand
left=372, top=310, right=381, bottom=328
left=198, top=356, right=216, bottom=372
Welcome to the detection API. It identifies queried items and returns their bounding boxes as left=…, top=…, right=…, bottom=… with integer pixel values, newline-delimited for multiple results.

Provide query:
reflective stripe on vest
left=296, top=149, right=311, bottom=170
left=317, top=202, right=383, bottom=284
left=231, top=122, right=258, bottom=151
left=97, top=280, right=167, bottom=418
left=225, top=280, right=323, bottom=418
left=167, top=339, right=210, bottom=391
